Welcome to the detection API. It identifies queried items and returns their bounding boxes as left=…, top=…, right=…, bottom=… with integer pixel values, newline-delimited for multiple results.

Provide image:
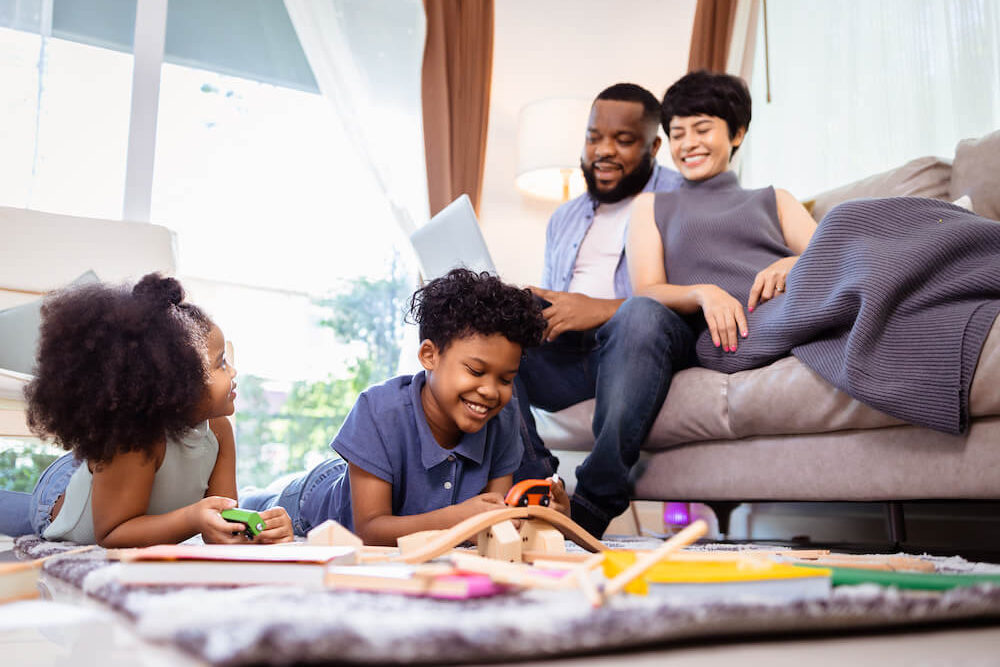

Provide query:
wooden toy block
left=307, top=519, right=363, bottom=548
left=519, top=519, right=566, bottom=555
left=397, top=529, right=446, bottom=555
left=476, top=519, right=522, bottom=562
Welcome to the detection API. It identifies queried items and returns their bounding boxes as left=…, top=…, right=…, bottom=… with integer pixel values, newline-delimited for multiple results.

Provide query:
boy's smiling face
left=418, top=333, right=523, bottom=448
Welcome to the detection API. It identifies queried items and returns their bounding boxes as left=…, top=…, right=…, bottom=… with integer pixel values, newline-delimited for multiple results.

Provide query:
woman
left=626, top=70, right=1000, bottom=435
left=628, top=70, right=817, bottom=355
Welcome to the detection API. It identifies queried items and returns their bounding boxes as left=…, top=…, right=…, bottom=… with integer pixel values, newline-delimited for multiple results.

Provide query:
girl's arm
left=91, top=443, right=241, bottom=548
left=745, top=189, right=819, bottom=311
left=627, top=193, right=749, bottom=352
left=349, top=463, right=508, bottom=547
left=205, top=416, right=293, bottom=543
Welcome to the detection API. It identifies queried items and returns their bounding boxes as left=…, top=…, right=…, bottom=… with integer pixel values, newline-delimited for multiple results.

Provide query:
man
left=514, top=83, right=696, bottom=538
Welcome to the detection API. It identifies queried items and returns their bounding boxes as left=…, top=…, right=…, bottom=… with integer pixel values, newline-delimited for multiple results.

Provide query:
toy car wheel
left=518, top=496, right=529, bottom=507
left=540, top=496, right=550, bottom=507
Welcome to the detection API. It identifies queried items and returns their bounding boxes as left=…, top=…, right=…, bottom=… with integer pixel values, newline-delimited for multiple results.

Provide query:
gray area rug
left=15, top=536, right=1000, bottom=666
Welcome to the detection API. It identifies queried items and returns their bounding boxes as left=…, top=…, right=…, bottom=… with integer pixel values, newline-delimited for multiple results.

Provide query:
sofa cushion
left=535, top=314, right=1000, bottom=450
left=950, top=130, right=1000, bottom=221
left=810, top=156, right=952, bottom=222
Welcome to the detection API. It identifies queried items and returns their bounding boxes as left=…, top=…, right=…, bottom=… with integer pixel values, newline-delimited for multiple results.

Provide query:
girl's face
left=667, top=114, right=746, bottom=182
left=418, top=333, right=522, bottom=448
left=194, top=324, right=238, bottom=421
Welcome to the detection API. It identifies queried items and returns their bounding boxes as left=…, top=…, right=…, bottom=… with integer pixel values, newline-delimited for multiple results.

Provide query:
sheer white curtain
left=741, top=0, right=1000, bottom=200
left=283, top=0, right=429, bottom=236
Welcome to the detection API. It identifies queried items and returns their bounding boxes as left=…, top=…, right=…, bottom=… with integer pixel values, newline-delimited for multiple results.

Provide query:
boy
left=243, top=269, right=569, bottom=546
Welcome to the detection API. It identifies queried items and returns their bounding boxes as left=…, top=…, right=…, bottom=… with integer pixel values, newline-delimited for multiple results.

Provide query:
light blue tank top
left=42, top=421, right=219, bottom=544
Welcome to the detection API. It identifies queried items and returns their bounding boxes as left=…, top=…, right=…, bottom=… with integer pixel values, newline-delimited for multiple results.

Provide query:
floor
left=4, top=534, right=1000, bottom=666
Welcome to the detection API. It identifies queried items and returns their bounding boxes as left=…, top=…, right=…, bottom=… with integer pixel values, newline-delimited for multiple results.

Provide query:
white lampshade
left=515, top=98, right=593, bottom=201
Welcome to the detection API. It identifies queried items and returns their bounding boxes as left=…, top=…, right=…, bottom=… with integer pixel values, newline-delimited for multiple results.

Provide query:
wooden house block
left=519, top=519, right=566, bottom=555
left=476, top=520, right=522, bottom=562
left=307, top=520, right=363, bottom=548
left=397, top=530, right=445, bottom=555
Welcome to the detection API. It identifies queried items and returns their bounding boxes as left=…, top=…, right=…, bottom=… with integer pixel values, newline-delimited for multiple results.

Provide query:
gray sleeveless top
left=653, top=170, right=791, bottom=306
left=42, top=421, right=219, bottom=544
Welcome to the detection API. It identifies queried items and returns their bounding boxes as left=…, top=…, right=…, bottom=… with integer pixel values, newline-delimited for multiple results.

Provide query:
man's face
left=581, top=99, right=661, bottom=204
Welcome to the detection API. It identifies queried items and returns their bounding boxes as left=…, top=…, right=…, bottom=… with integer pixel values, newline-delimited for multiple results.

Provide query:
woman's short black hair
left=408, top=269, right=546, bottom=352
left=661, top=70, right=752, bottom=154
left=25, top=273, right=214, bottom=464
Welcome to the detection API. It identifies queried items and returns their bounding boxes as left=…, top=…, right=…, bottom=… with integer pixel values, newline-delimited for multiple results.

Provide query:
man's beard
left=581, top=149, right=656, bottom=204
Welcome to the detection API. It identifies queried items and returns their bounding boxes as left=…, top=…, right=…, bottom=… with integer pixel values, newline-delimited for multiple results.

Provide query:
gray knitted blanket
left=697, top=197, right=1000, bottom=434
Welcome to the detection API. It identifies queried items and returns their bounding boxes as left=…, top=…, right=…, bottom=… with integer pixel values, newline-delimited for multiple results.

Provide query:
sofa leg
left=705, top=502, right=741, bottom=538
left=885, top=502, right=906, bottom=547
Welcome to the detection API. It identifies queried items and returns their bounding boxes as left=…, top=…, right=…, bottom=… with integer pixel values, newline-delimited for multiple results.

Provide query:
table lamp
left=515, top=98, right=592, bottom=201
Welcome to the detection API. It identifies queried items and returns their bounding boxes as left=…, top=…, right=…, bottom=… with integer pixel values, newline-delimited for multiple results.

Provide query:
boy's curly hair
left=408, top=269, right=546, bottom=352
left=25, top=273, right=214, bottom=464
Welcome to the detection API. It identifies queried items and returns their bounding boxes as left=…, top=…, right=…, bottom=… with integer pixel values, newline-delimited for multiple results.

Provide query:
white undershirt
left=567, top=197, right=634, bottom=299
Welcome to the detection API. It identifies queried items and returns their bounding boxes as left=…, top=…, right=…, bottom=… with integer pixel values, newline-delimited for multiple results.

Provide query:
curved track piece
left=394, top=506, right=605, bottom=564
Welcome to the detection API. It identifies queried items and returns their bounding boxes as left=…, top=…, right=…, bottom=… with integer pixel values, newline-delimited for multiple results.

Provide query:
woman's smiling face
left=667, top=114, right=745, bottom=182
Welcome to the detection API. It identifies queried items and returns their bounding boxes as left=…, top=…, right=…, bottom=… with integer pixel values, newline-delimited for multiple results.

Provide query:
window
left=741, top=0, right=1000, bottom=199
left=0, top=0, right=424, bottom=491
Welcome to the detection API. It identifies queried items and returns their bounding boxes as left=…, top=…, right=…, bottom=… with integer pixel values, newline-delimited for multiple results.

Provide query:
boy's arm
left=349, top=463, right=507, bottom=547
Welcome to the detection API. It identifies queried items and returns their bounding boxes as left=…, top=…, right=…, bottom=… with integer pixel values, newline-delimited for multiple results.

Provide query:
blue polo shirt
left=301, top=371, right=524, bottom=531
left=542, top=163, right=683, bottom=298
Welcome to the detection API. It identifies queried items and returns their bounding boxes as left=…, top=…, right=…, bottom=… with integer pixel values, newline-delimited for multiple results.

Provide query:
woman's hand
left=253, top=507, right=294, bottom=544
left=696, top=285, right=748, bottom=352
left=747, top=256, right=798, bottom=312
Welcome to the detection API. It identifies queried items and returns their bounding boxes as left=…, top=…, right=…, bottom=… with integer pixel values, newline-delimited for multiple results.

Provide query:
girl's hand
left=696, top=285, right=748, bottom=352
left=747, top=256, right=798, bottom=312
left=253, top=507, right=294, bottom=544
left=190, top=496, right=246, bottom=544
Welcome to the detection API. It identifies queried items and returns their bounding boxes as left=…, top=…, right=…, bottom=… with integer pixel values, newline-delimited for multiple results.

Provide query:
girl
left=0, top=273, right=293, bottom=546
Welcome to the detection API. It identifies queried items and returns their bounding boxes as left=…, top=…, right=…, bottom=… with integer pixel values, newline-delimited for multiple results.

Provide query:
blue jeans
left=514, top=297, right=695, bottom=537
left=0, top=453, right=81, bottom=537
left=240, top=458, right=350, bottom=537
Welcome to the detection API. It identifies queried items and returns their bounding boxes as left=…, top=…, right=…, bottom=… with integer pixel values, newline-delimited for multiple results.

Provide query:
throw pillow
left=950, top=129, right=1000, bottom=221
left=810, top=155, right=952, bottom=222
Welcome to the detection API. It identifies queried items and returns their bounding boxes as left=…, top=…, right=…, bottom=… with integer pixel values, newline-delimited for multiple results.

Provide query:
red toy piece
left=504, top=478, right=553, bottom=507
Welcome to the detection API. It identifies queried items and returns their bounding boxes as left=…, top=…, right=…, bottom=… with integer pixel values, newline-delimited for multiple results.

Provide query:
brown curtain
left=422, top=0, right=494, bottom=217
left=687, top=0, right=739, bottom=72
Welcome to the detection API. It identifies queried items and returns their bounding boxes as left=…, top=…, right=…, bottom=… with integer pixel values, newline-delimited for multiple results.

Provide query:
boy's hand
left=253, top=507, right=294, bottom=544
left=548, top=475, right=570, bottom=517
left=455, top=492, right=508, bottom=521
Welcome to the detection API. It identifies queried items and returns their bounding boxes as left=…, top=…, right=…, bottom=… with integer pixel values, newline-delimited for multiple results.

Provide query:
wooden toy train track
left=393, top=506, right=606, bottom=564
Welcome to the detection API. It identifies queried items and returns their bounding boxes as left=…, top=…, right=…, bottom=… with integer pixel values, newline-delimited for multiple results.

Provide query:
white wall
left=482, top=0, right=697, bottom=286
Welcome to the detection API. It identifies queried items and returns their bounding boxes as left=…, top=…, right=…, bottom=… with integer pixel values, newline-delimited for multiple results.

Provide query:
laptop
left=410, top=194, right=498, bottom=280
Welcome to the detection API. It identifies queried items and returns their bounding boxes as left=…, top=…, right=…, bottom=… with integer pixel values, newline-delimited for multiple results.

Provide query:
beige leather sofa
left=0, top=206, right=177, bottom=436
left=534, top=130, right=1000, bottom=537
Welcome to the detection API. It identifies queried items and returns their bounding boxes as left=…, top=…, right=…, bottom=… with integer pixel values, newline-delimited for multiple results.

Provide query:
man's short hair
left=594, top=83, right=661, bottom=133
left=661, top=70, right=752, bottom=144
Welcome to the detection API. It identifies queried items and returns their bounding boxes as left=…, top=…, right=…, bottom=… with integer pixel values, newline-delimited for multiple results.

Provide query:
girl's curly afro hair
left=24, top=273, right=214, bottom=464
left=408, top=269, right=546, bottom=352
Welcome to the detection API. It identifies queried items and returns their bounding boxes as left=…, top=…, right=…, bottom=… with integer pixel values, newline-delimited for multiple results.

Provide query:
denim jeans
left=241, top=458, right=349, bottom=537
left=0, top=453, right=81, bottom=537
left=514, top=296, right=696, bottom=537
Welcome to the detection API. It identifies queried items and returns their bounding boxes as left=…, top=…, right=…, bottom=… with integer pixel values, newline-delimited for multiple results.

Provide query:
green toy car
left=220, top=508, right=266, bottom=540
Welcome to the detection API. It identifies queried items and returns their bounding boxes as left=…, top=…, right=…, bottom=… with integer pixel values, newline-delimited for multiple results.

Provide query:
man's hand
left=696, top=285, right=748, bottom=353
left=529, top=287, right=621, bottom=342
left=747, top=256, right=797, bottom=312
